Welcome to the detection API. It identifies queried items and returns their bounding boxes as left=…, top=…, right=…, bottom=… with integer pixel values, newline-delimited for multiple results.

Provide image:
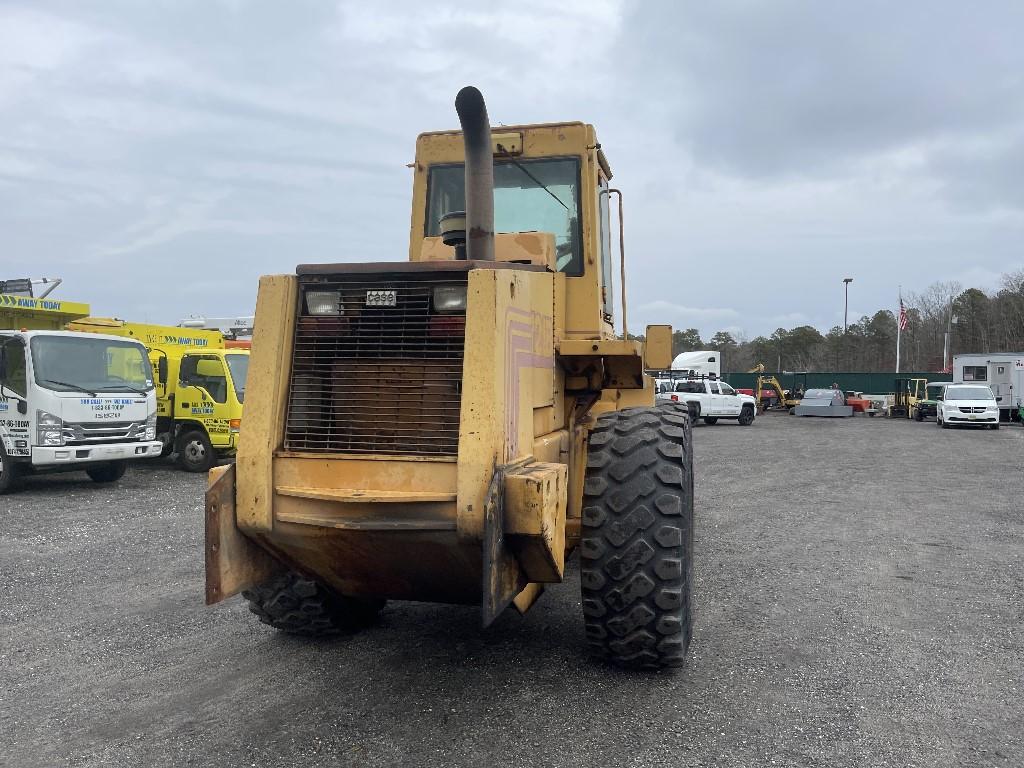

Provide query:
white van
left=952, top=353, right=1023, bottom=422
left=936, top=384, right=1000, bottom=430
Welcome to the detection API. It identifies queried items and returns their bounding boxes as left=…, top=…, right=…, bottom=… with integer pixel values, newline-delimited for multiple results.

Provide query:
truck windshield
left=225, top=354, right=249, bottom=403
left=426, top=158, right=582, bottom=274
left=30, top=336, right=153, bottom=393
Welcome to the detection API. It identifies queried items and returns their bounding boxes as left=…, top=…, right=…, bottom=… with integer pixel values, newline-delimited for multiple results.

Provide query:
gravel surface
left=2, top=415, right=1022, bottom=767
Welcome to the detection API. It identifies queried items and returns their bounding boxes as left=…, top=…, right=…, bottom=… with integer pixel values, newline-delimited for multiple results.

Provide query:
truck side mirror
left=158, top=357, right=168, bottom=385
left=17, top=399, right=27, bottom=415
left=0, top=345, right=7, bottom=378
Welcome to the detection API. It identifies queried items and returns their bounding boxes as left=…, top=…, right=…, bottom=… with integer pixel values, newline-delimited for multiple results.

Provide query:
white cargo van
left=0, top=330, right=163, bottom=492
left=952, top=353, right=1024, bottom=422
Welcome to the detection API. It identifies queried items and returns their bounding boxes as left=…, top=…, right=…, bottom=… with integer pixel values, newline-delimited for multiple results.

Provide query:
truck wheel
left=703, top=417, right=718, bottom=425
left=243, top=571, right=385, bottom=636
left=738, top=405, right=755, bottom=426
left=581, top=407, right=694, bottom=670
left=176, top=429, right=215, bottom=472
left=687, top=402, right=700, bottom=426
left=990, top=423, right=1000, bottom=430
left=86, top=461, right=127, bottom=483
left=913, top=408, right=923, bottom=422
left=0, top=445, right=22, bottom=494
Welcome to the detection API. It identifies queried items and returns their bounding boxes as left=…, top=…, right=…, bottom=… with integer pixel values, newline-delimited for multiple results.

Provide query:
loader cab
left=410, top=122, right=616, bottom=339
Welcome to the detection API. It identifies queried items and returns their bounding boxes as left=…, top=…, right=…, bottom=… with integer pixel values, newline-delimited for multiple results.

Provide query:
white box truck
left=0, top=330, right=163, bottom=492
left=952, top=352, right=1024, bottom=422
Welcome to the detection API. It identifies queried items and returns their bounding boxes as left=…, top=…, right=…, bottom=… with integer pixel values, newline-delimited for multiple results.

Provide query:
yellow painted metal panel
left=236, top=275, right=297, bottom=532
left=456, top=270, right=500, bottom=539
left=0, top=294, right=90, bottom=330
left=505, top=462, right=568, bottom=583
left=204, top=464, right=282, bottom=605
left=644, top=324, right=673, bottom=370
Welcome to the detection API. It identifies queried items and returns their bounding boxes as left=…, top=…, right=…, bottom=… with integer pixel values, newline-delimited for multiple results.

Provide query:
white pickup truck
left=656, top=378, right=757, bottom=426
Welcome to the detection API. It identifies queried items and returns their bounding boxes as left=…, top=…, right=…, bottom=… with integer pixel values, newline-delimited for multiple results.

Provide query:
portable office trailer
left=952, top=353, right=1024, bottom=421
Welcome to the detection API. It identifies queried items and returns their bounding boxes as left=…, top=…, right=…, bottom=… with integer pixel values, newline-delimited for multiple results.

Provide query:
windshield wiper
left=105, top=383, right=149, bottom=394
left=40, top=379, right=98, bottom=397
left=496, top=145, right=570, bottom=212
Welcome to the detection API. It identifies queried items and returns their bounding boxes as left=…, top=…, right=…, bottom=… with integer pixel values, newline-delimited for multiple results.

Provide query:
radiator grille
left=285, top=275, right=466, bottom=456
left=62, top=421, right=145, bottom=445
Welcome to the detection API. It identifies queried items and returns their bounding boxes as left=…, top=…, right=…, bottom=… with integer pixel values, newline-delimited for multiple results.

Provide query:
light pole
left=843, top=278, right=853, bottom=333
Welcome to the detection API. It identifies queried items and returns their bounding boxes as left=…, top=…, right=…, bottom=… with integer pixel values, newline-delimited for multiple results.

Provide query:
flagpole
left=896, top=286, right=902, bottom=374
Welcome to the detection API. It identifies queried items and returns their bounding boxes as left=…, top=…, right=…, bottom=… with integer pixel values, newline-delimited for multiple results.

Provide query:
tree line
left=655, top=269, right=1024, bottom=373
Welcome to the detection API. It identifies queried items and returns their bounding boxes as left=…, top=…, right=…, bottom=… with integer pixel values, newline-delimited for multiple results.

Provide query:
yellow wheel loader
left=205, top=87, right=695, bottom=669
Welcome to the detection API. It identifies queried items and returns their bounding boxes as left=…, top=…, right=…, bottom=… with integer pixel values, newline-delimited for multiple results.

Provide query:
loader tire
left=581, top=407, right=694, bottom=670
left=243, top=571, right=384, bottom=637
left=86, top=461, right=127, bottom=484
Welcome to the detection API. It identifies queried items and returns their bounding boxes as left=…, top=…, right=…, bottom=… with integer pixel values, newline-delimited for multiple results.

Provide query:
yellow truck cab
left=67, top=319, right=249, bottom=472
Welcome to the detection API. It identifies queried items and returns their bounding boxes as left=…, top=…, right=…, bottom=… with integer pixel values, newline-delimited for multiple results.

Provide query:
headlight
left=37, top=409, right=61, bottom=427
left=433, top=284, right=467, bottom=313
left=36, top=410, right=65, bottom=447
left=145, top=411, right=157, bottom=441
left=306, top=290, right=342, bottom=316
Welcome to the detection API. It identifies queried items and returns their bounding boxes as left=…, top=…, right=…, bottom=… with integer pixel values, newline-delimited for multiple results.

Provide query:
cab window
left=180, top=355, right=228, bottom=404
left=426, top=158, right=583, bottom=274
left=0, top=337, right=27, bottom=398
left=720, top=383, right=736, bottom=396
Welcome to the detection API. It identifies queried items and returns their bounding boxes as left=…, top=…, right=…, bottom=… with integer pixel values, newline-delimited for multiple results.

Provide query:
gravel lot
left=2, top=414, right=1022, bottom=767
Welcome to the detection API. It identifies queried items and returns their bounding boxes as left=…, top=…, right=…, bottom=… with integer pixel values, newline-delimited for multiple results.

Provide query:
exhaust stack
left=454, top=86, right=494, bottom=262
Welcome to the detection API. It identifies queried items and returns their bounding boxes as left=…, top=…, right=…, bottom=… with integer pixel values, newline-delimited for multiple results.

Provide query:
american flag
left=898, top=299, right=908, bottom=331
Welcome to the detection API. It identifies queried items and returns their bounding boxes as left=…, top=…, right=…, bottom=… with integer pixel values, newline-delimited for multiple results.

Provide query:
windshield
left=225, top=353, right=249, bottom=403
left=30, top=335, right=153, bottom=393
left=426, top=158, right=582, bottom=274
left=945, top=386, right=994, bottom=401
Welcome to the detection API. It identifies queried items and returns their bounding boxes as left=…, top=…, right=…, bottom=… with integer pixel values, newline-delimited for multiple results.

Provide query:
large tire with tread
left=86, top=461, right=127, bottom=483
left=581, top=407, right=694, bottom=670
left=0, top=444, right=21, bottom=494
left=738, top=405, right=755, bottom=426
left=243, top=571, right=385, bottom=636
left=176, top=429, right=215, bottom=472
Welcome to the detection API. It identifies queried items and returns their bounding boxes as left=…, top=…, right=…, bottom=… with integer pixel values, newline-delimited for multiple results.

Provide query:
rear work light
left=432, top=284, right=467, bottom=313
left=305, top=290, right=342, bottom=316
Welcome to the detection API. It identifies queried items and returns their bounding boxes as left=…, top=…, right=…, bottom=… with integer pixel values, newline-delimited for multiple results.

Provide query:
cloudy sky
left=2, top=1, right=1022, bottom=340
